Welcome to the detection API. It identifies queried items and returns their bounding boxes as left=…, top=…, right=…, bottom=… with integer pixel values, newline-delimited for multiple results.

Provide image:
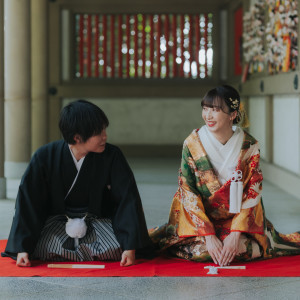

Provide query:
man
left=2, top=100, right=151, bottom=267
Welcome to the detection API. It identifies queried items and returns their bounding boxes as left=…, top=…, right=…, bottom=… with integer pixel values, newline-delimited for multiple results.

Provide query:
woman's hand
left=205, top=235, right=223, bottom=265
left=16, top=252, right=31, bottom=267
left=219, top=231, right=241, bottom=266
left=120, top=250, right=136, bottom=267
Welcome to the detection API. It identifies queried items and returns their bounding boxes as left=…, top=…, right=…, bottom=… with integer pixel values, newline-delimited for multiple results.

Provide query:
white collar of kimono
left=68, top=145, right=85, bottom=172
left=65, top=145, right=86, bottom=200
left=198, top=125, right=244, bottom=185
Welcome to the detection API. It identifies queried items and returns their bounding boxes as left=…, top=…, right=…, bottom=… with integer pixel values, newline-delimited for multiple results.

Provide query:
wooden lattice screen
left=75, top=13, right=213, bottom=79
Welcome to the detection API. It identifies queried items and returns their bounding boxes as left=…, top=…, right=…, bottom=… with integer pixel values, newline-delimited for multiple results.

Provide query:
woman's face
left=202, top=104, right=236, bottom=134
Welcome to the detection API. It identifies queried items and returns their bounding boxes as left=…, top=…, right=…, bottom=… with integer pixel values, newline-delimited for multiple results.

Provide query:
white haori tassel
left=229, top=170, right=243, bottom=213
left=65, top=215, right=87, bottom=249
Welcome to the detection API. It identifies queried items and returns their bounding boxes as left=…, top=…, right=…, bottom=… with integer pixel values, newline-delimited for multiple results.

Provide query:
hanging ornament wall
left=265, top=0, right=298, bottom=74
left=242, top=0, right=266, bottom=75
left=242, top=0, right=298, bottom=79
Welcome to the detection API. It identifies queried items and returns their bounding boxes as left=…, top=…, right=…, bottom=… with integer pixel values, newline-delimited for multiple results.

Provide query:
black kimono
left=2, top=140, right=151, bottom=259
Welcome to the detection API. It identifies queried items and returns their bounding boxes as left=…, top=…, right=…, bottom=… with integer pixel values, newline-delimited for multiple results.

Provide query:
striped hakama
left=33, top=212, right=122, bottom=262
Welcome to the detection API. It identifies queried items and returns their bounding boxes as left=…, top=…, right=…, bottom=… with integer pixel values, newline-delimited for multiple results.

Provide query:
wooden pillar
left=31, top=0, right=48, bottom=152
left=0, top=0, right=5, bottom=198
left=4, top=0, right=31, bottom=180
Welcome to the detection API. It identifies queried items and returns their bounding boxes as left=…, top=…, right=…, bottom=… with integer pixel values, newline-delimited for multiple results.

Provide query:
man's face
left=78, top=129, right=107, bottom=153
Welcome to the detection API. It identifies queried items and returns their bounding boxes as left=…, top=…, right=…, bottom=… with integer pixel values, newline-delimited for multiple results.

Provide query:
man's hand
left=16, top=252, right=31, bottom=267
left=219, top=231, right=241, bottom=266
left=205, top=235, right=223, bottom=265
left=120, top=250, right=135, bottom=267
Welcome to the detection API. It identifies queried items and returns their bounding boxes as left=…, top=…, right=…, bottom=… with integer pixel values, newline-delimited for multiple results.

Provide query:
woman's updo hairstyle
left=201, top=85, right=242, bottom=125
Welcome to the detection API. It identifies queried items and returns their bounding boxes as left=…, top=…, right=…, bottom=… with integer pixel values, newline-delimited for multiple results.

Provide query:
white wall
left=248, top=94, right=300, bottom=174
left=63, top=98, right=205, bottom=145
left=248, top=96, right=267, bottom=160
left=273, top=95, right=300, bottom=175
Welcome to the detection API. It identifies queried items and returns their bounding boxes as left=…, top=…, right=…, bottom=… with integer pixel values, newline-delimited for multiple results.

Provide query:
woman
left=149, top=85, right=300, bottom=266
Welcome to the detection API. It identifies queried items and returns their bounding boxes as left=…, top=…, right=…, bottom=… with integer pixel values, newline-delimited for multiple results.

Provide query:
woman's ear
left=230, top=110, right=238, bottom=121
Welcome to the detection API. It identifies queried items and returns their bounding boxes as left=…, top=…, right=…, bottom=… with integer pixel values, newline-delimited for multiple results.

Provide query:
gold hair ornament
left=228, top=98, right=239, bottom=110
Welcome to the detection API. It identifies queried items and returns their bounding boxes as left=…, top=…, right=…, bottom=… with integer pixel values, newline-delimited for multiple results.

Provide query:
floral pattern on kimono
left=149, top=129, right=300, bottom=262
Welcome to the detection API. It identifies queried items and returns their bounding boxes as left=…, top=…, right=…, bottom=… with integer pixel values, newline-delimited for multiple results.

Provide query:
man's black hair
left=59, top=99, right=109, bottom=144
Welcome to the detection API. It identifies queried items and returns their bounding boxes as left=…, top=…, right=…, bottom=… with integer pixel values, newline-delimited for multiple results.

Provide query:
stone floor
left=0, top=157, right=300, bottom=300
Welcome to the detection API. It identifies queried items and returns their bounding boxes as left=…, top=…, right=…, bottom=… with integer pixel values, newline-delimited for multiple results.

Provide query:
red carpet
left=1, top=240, right=300, bottom=277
